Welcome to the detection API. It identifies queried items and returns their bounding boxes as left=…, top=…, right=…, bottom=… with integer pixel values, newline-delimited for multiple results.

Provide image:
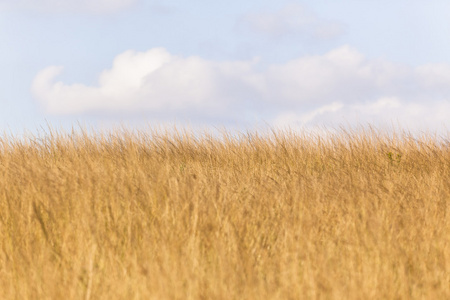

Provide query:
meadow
left=0, top=126, right=448, bottom=299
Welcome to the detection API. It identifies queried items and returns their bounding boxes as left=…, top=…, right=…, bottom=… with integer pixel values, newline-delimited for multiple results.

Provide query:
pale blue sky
left=1, top=0, right=450, bottom=134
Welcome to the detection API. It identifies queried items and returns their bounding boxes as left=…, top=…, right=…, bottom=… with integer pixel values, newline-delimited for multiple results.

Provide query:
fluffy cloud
left=0, top=0, right=137, bottom=14
left=32, top=48, right=262, bottom=118
left=32, top=45, right=450, bottom=132
left=238, top=3, right=345, bottom=40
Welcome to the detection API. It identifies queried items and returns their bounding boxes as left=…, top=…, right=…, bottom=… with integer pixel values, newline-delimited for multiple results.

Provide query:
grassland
left=0, top=126, right=448, bottom=299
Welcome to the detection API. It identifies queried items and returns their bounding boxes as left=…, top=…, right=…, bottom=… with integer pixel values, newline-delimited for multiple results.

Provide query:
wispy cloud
left=273, top=97, right=450, bottom=133
left=32, top=46, right=450, bottom=131
left=237, top=3, right=345, bottom=40
left=0, top=0, right=138, bottom=14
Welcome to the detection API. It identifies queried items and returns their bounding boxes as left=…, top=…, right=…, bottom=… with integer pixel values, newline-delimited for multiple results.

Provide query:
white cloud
left=32, top=45, right=450, bottom=132
left=32, top=48, right=262, bottom=117
left=0, top=0, right=137, bottom=14
left=274, top=97, right=450, bottom=134
left=238, top=3, right=345, bottom=40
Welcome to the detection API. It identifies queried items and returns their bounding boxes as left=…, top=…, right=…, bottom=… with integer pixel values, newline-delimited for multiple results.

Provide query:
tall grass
left=0, top=126, right=448, bottom=299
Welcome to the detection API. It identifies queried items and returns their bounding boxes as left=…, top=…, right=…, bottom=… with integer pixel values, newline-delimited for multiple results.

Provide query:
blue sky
left=1, top=0, right=450, bottom=134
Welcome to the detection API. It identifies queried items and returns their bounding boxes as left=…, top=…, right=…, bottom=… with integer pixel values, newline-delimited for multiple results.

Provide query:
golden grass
left=0, top=126, right=448, bottom=299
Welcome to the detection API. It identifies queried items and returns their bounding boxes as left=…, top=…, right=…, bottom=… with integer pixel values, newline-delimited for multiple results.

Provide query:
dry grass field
left=0, top=126, right=448, bottom=299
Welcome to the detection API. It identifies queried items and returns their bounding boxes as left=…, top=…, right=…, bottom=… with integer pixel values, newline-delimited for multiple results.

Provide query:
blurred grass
left=0, top=126, right=448, bottom=299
